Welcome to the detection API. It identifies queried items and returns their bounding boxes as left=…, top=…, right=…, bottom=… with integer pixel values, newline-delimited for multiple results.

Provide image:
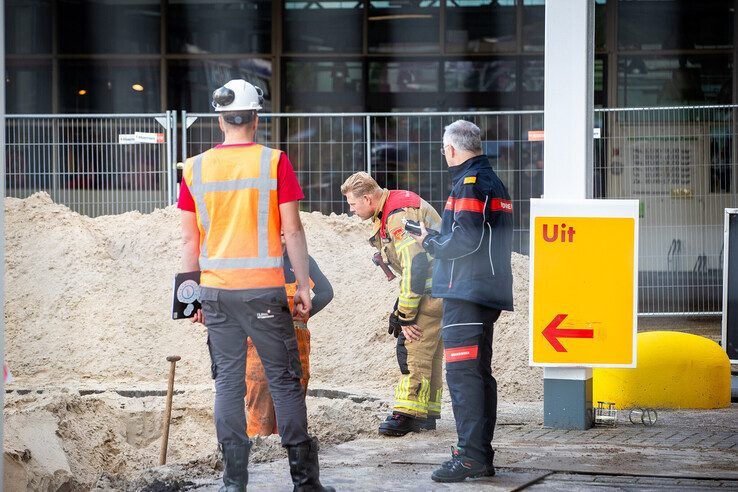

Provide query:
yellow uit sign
left=530, top=199, right=639, bottom=367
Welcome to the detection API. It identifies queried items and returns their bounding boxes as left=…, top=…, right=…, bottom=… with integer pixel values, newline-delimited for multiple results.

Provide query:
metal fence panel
left=6, top=108, right=735, bottom=316
left=181, top=111, right=545, bottom=254
left=595, top=105, right=738, bottom=315
left=183, top=108, right=737, bottom=316
left=182, top=112, right=369, bottom=215
left=5, top=113, right=175, bottom=217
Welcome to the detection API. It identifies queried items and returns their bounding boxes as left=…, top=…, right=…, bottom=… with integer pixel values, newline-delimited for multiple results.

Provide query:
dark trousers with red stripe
left=442, top=298, right=501, bottom=464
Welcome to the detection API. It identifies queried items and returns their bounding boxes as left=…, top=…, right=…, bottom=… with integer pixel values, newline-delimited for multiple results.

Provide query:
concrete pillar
left=542, top=0, right=595, bottom=430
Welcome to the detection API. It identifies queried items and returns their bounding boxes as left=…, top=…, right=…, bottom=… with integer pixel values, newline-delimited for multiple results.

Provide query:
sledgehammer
left=159, top=355, right=181, bottom=466
left=372, top=252, right=396, bottom=281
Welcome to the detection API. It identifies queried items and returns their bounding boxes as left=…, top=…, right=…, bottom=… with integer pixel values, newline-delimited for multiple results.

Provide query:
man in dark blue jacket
left=414, top=119, right=514, bottom=483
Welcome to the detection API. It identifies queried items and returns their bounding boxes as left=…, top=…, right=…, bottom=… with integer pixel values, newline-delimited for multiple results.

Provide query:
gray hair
left=443, top=120, right=482, bottom=153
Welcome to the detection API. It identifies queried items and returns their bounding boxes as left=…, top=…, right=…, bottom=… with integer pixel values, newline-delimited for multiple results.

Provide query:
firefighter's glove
left=388, top=312, right=403, bottom=338
left=420, top=227, right=440, bottom=250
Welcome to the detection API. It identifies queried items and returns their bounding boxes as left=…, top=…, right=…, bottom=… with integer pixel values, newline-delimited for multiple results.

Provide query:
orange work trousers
left=245, top=324, right=310, bottom=437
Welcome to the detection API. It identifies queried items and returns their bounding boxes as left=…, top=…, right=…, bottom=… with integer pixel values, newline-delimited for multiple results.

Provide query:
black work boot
left=218, top=441, right=252, bottom=492
left=412, top=416, right=438, bottom=432
left=287, top=437, right=335, bottom=492
left=378, top=412, right=415, bottom=436
left=431, top=447, right=488, bottom=483
left=484, top=451, right=496, bottom=477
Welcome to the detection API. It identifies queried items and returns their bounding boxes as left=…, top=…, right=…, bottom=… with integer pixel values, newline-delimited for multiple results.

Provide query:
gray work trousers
left=200, top=286, right=309, bottom=447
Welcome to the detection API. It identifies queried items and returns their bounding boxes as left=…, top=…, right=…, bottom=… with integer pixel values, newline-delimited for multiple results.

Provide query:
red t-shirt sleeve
left=277, top=153, right=304, bottom=204
left=177, top=178, right=196, bottom=212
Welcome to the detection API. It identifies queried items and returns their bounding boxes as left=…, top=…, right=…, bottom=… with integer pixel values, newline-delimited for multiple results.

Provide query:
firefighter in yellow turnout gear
left=341, top=172, right=443, bottom=436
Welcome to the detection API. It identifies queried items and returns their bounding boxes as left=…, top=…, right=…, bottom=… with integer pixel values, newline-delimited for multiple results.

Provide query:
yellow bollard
left=593, top=331, right=731, bottom=409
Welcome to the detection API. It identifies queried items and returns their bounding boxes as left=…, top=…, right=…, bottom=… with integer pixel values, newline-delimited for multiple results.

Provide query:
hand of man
left=388, top=312, right=402, bottom=338
left=191, top=308, right=204, bottom=325
left=293, top=286, right=312, bottom=318
left=413, top=222, right=429, bottom=246
left=402, top=324, right=423, bottom=342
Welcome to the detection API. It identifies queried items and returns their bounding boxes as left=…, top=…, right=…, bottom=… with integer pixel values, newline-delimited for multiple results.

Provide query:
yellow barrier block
left=593, top=331, right=731, bottom=409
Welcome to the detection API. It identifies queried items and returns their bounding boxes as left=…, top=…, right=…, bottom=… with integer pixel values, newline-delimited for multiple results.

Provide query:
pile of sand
left=4, top=192, right=540, bottom=397
left=3, top=192, right=540, bottom=488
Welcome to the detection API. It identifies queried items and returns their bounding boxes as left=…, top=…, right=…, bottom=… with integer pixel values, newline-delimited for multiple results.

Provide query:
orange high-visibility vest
left=183, top=144, right=285, bottom=289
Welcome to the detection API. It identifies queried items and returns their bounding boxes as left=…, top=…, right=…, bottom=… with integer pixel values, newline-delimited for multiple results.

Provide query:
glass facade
left=282, top=60, right=363, bottom=112
left=445, top=1, right=517, bottom=54
left=618, top=0, right=733, bottom=51
left=618, top=55, right=733, bottom=107
left=59, top=60, right=160, bottom=113
left=6, top=0, right=52, bottom=55
left=3, top=0, right=736, bottom=113
left=283, top=2, right=363, bottom=53
left=167, top=0, right=272, bottom=54
left=58, top=0, right=161, bottom=54
left=168, top=58, right=273, bottom=113
left=6, top=61, right=52, bottom=113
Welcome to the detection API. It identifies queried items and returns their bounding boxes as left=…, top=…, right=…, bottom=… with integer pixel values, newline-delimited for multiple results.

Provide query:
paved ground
left=175, top=401, right=738, bottom=491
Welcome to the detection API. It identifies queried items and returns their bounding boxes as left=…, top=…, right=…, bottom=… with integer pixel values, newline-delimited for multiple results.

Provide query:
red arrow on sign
left=542, top=314, right=594, bottom=352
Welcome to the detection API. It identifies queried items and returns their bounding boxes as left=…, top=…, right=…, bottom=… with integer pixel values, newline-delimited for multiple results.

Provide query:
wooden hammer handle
left=159, top=356, right=180, bottom=466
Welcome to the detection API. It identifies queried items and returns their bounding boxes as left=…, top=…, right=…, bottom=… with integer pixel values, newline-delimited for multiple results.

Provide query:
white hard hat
left=212, top=79, right=263, bottom=112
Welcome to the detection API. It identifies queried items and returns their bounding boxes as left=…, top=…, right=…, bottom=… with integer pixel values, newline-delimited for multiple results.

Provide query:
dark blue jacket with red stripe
left=422, top=154, right=514, bottom=311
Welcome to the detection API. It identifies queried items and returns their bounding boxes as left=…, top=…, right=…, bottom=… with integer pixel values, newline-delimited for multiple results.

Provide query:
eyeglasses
left=440, top=144, right=451, bottom=156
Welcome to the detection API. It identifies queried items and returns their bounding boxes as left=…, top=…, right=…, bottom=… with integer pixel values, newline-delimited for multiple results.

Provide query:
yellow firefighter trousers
left=393, top=296, right=444, bottom=419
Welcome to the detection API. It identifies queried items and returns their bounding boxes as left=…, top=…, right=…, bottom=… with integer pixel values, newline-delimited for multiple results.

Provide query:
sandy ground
left=3, top=193, right=542, bottom=490
left=3, top=193, right=729, bottom=490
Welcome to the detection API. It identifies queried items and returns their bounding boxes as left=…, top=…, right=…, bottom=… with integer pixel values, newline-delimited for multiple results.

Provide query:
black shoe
left=412, top=416, right=438, bottom=432
left=218, top=441, right=251, bottom=492
left=378, top=412, right=415, bottom=436
left=287, top=437, right=335, bottom=492
left=431, top=447, right=487, bottom=483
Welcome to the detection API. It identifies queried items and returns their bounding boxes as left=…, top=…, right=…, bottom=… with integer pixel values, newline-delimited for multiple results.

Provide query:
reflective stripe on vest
left=190, top=146, right=283, bottom=287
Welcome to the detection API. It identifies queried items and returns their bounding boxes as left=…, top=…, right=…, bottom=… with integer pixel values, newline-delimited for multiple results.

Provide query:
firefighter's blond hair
left=340, top=172, right=382, bottom=198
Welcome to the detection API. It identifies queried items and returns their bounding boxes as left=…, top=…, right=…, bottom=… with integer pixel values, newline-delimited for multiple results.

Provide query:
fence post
left=165, top=111, right=173, bottom=206
left=366, top=114, right=372, bottom=175
left=51, top=118, right=60, bottom=204
left=181, top=110, right=189, bottom=168
left=170, top=111, right=178, bottom=206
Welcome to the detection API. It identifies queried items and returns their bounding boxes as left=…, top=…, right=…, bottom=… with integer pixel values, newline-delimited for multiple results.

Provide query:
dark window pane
left=522, top=0, right=544, bottom=52
left=6, top=0, right=52, bottom=54
left=595, top=0, right=606, bottom=50
left=523, top=1, right=606, bottom=52
left=521, top=58, right=543, bottom=92
left=368, top=1, right=440, bottom=53
left=6, top=61, right=52, bottom=113
left=445, top=0, right=516, bottom=53
left=444, top=60, right=516, bottom=92
left=595, top=56, right=606, bottom=107
left=367, top=60, right=440, bottom=111
left=444, top=59, right=517, bottom=109
left=618, top=56, right=733, bottom=107
left=168, top=59, right=272, bottom=112
left=58, top=0, right=160, bottom=54
left=59, top=61, right=160, bottom=112
left=521, top=58, right=543, bottom=107
left=618, top=0, right=734, bottom=51
left=168, top=0, right=271, bottom=54
left=369, top=61, right=438, bottom=93
left=283, top=60, right=363, bottom=112
left=283, top=1, right=362, bottom=53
